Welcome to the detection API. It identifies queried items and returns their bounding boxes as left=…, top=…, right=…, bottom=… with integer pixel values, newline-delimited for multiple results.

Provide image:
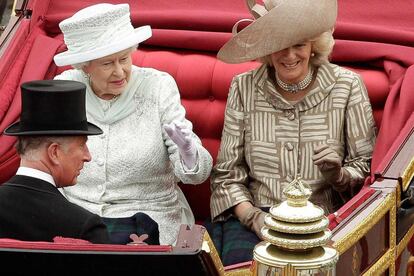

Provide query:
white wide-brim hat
left=218, top=0, right=337, bottom=64
left=54, top=3, right=152, bottom=67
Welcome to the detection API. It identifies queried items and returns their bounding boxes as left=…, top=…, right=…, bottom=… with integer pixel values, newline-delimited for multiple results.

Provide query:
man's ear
left=47, top=142, right=61, bottom=165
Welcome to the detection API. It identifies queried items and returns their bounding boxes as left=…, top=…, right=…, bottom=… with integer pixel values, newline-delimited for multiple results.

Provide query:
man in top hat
left=0, top=80, right=111, bottom=243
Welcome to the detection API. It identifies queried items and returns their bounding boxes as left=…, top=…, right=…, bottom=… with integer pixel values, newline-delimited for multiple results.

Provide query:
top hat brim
left=54, top=25, right=152, bottom=66
left=217, top=0, right=337, bottom=64
left=3, top=121, right=103, bottom=136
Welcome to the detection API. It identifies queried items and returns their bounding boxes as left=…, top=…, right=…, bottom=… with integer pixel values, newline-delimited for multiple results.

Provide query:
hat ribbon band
left=246, top=0, right=269, bottom=19
left=64, top=14, right=134, bottom=57
left=232, top=0, right=270, bottom=36
left=232, top=19, right=254, bottom=36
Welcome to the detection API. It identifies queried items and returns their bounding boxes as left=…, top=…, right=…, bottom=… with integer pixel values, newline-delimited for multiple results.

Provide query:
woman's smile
left=281, top=61, right=301, bottom=69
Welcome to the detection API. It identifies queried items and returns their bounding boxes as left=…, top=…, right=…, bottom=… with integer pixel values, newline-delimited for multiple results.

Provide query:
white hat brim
left=54, top=25, right=152, bottom=66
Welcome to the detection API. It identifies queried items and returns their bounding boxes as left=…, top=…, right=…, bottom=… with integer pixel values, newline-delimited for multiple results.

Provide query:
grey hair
left=258, top=31, right=335, bottom=67
left=72, top=61, right=90, bottom=70
left=16, top=136, right=73, bottom=161
left=71, top=45, right=139, bottom=69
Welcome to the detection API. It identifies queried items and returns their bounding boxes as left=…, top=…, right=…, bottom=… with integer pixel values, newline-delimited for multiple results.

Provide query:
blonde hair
left=259, top=30, right=335, bottom=67
left=309, top=31, right=335, bottom=66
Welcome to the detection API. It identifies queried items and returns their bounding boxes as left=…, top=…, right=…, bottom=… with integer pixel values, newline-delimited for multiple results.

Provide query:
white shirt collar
left=16, top=167, right=56, bottom=187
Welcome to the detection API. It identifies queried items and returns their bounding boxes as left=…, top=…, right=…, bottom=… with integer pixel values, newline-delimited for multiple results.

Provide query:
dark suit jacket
left=0, top=175, right=110, bottom=243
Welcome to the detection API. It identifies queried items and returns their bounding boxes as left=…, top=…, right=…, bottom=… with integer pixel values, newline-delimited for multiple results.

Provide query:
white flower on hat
left=54, top=3, right=151, bottom=66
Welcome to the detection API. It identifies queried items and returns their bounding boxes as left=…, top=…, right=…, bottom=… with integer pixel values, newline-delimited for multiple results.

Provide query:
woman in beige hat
left=53, top=3, right=212, bottom=246
left=208, top=0, right=376, bottom=265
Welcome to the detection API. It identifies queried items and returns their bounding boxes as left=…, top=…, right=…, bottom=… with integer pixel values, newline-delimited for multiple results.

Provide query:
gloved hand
left=127, top=233, right=148, bottom=245
left=239, top=206, right=267, bottom=239
left=312, top=144, right=351, bottom=192
left=164, top=120, right=198, bottom=169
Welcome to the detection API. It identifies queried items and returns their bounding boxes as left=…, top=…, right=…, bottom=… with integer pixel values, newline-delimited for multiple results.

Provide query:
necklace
left=275, top=66, right=314, bottom=93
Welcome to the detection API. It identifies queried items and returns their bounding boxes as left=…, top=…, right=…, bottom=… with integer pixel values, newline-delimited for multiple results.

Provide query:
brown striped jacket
left=210, top=63, right=377, bottom=221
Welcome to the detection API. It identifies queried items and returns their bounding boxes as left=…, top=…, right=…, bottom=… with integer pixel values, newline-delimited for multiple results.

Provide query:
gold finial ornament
left=253, top=176, right=339, bottom=275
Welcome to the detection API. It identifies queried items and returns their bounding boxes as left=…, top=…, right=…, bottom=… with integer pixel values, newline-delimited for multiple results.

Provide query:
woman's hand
left=235, top=202, right=266, bottom=239
left=164, top=121, right=198, bottom=169
left=312, top=144, right=351, bottom=192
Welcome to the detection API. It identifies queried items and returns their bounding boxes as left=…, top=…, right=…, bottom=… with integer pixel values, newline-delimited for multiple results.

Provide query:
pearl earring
left=311, top=52, right=315, bottom=57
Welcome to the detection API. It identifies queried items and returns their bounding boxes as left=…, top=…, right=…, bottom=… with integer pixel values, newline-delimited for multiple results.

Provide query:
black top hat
left=4, top=80, right=102, bottom=136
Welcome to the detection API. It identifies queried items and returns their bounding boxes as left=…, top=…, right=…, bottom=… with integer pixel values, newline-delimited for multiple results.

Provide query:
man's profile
left=0, top=80, right=110, bottom=243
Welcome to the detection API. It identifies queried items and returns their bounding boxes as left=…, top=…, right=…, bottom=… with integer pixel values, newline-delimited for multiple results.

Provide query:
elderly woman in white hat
left=208, top=0, right=376, bottom=265
left=53, top=3, right=212, bottom=245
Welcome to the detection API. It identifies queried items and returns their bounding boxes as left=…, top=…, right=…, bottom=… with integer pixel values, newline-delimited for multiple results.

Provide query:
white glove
left=164, top=120, right=198, bottom=169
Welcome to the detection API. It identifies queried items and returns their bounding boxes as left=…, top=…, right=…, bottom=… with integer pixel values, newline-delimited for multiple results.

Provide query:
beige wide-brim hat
left=218, top=0, right=337, bottom=64
left=54, top=3, right=152, bottom=67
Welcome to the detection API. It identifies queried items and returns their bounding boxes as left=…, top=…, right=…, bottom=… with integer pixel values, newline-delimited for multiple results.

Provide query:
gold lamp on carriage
left=252, top=176, right=339, bottom=276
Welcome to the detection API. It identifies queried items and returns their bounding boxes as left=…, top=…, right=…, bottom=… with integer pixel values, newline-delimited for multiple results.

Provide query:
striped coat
left=210, top=63, right=376, bottom=221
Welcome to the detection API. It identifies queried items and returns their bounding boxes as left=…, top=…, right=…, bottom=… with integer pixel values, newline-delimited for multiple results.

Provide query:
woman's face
left=84, top=48, right=133, bottom=100
left=270, top=41, right=312, bottom=84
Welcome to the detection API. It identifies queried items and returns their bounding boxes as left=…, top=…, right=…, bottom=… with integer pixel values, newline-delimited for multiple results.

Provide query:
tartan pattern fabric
left=205, top=216, right=261, bottom=266
left=210, top=63, right=376, bottom=221
left=102, top=212, right=160, bottom=245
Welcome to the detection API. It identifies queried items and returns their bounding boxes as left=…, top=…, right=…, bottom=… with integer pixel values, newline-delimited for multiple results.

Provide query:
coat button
left=285, top=142, right=294, bottom=151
